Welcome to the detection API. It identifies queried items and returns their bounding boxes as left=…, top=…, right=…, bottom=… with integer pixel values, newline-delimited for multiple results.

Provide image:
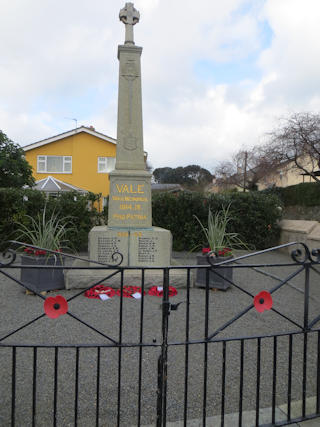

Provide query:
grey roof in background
left=151, top=183, right=183, bottom=192
left=32, top=176, right=88, bottom=193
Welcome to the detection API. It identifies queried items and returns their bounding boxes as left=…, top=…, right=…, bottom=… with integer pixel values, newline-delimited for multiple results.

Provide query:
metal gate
left=0, top=241, right=320, bottom=426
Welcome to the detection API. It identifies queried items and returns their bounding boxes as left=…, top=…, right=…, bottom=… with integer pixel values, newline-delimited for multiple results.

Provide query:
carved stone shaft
left=115, top=45, right=145, bottom=171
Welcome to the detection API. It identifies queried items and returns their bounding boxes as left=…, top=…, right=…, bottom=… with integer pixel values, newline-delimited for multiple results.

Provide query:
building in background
left=23, top=126, right=117, bottom=210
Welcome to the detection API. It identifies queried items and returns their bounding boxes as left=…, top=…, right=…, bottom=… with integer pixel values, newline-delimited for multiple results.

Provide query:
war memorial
left=88, top=2, right=172, bottom=268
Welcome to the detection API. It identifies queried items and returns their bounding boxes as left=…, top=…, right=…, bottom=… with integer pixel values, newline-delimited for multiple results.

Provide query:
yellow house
left=23, top=126, right=117, bottom=210
left=257, top=158, right=319, bottom=190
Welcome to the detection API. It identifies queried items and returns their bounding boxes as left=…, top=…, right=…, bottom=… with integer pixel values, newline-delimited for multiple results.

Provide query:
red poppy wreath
left=85, top=285, right=116, bottom=299
left=116, top=286, right=146, bottom=298
left=148, top=286, right=177, bottom=297
left=44, top=295, right=68, bottom=319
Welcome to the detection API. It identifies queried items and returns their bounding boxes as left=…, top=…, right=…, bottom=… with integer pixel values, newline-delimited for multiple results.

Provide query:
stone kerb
left=279, top=219, right=320, bottom=253
left=307, top=223, right=320, bottom=251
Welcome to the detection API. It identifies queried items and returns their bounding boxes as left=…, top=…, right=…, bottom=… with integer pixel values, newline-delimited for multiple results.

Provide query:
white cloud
left=0, top=0, right=320, bottom=172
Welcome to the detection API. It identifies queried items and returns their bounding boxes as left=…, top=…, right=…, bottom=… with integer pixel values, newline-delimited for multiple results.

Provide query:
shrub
left=152, top=191, right=282, bottom=251
left=152, top=192, right=207, bottom=251
left=45, top=191, right=101, bottom=251
left=0, top=188, right=101, bottom=251
left=264, top=182, right=320, bottom=207
left=0, top=188, right=46, bottom=249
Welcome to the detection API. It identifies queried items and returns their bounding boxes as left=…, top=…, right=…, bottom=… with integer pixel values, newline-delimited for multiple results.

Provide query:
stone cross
left=119, top=3, right=140, bottom=45
left=119, top=3, right=140, bottom=44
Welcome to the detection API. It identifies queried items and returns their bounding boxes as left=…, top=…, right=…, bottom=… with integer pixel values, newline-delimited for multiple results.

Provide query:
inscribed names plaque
left=89, top=226, right=129, bottom=265
left=129, top=227, right=172, bottom=266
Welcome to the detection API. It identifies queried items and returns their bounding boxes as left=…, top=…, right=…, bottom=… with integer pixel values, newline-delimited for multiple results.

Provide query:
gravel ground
left=0, top=247, right=320, bottom=426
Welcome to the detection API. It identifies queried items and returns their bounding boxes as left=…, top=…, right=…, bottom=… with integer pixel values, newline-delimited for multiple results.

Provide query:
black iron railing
left=0, top=241, right=319, bottom=426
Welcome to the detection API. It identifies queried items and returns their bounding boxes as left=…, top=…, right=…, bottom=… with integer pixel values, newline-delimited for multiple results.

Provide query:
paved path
left=0, top=247, right=319, bottom=426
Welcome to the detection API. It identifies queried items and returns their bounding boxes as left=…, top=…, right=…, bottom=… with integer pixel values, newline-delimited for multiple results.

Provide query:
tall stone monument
left=89, top=3, right=172, bottom=267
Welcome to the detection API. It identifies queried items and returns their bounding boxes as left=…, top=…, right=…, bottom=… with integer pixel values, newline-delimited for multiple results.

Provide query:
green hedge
left=263, top=182, right=320, bottom=207
left=152, top=192, right=282, bottom=251
left=0, top=188, right=282, bottom=253
left=0, top=188, right=101, bottom=251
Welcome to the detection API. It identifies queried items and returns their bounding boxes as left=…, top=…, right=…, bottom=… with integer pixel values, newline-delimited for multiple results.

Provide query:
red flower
left=202, top=247, right=211, bottom=254
left=148, top=286, right=177, bottom=297
left=35, top=249, right=46, bottom=256
left=116, top=286, right=146, bottom=298
left=44, top=295, right=68, bottom=319
left=24, top=247, right=47, bottom=256
left=253, top=291, right=273, bottom=313
left=85, top=285, right=115, bottom=299
left=24, top=247, right=35, bottom=254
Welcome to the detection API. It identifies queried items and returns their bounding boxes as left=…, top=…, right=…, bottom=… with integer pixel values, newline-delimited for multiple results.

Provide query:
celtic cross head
left=119, top=3, right=140, bottom=45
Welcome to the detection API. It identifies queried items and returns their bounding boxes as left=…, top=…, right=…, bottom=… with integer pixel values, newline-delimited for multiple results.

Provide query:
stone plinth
left=64, top=257, right=191, bottom=289
left=89, top=225, right=172, bottom=267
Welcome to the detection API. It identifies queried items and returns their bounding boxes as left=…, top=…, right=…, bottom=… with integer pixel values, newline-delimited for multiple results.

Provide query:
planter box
left=195, top=255, right=233, bottom=290
left=21, top=255, right=65, bottom=292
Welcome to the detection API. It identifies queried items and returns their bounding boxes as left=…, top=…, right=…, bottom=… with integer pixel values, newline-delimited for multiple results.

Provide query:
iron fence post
left=156, top=268, right=170, bottom=427
left=304, top=263, right=310, bottom=331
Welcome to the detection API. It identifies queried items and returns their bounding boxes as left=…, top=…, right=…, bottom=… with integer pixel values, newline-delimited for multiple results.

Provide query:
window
left=103, top=197, right=108, bottom=208
left=37, top=156, right=72, bottom=173
left=98, top=157, right=116, bottom=173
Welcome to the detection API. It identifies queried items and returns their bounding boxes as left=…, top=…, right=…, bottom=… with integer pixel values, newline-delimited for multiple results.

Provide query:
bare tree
left=267, top=112, right=320, bottom=183
left=214, top=147, right=278, bottom=191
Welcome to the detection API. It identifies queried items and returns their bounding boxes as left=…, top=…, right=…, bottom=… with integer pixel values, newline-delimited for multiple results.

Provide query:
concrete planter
left=195, top=254, right=233, bottom=290
left=21, top=255, right=65, bottom=292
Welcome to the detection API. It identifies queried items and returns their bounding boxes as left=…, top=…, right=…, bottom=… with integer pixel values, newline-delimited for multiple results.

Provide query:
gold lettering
left=113, top=214, right=125, bottom=220
left=115, top=183, right=146, bottom=194
left=117, top=231, right=129, bottom=237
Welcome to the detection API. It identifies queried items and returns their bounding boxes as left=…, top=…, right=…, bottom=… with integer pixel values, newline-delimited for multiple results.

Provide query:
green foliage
left=15, top=206, right=75, bottom=253
left=152, top=192, right=207, bottom=251
left=45, top=191, right=101, bottom=250
left=263, top=182, right=320, bottom=207
left=194, top=205, right=248, bottom=253
left=0, top=130, right=35, bottom=188
left=0, top=188, right=46, bottom=249
left=0, top=188, right=282, bottom=254
left=152, top=191, right=282, bottom=251
left=222, top=192, right=282, bottom=250
left=153, top=165, right=213, bottom=190
left=0, top=188, right=101, bottom=251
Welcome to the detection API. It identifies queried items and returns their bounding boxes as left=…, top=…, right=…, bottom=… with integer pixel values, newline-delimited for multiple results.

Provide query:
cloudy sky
left=1, top=0, right=320, bottom=172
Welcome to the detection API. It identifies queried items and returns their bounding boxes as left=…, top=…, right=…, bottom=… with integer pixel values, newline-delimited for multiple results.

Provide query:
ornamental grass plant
left=194, top=204, right=248, bottom=256
left=15, top=206, right=75, bottom=256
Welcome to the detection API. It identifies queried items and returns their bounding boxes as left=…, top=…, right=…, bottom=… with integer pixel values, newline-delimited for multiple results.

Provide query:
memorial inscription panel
left=108, top=176, right=152, bottom=228
left=128, top=227, right=171, bottom=266
left=137, top=236, right=158, bottom=263
left=89, top=226, right=129, bottom=265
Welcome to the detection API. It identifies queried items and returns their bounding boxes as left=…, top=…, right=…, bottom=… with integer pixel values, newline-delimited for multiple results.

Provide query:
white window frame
left=98, top=157, right=116, bottom=173
left=37, top=155, right=72, bottom=173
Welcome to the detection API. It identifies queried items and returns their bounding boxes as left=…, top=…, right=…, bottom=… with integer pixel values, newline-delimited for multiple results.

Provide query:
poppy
left=253, top=290, right=273, bottom=313
left=148, top=286, right=177, bottom=297
left=85, top=285, right=116, bottom=299
left=116, top=286, right=145, bottom=298
left=44, top=295, right=68, bottom=319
